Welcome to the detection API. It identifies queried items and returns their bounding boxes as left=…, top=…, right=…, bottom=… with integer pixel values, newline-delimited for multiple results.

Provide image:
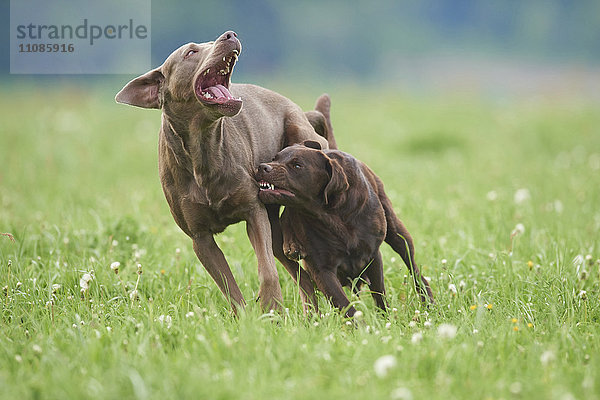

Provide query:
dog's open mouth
left=258, top=180, right=295, bottom=198
left=194, top=49, right=242, bottom=115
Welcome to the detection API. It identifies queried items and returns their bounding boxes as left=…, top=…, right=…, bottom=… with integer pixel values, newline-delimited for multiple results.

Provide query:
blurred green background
left=2, top=0, right=600, bottom=97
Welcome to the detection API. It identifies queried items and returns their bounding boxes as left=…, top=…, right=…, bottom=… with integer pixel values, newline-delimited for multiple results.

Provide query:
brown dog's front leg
left=308, top=266, right=355, bottom=317
left=246, top=207, right=284, bottom=311
left=192, top=233, right=246, bottom=312
left=266, top=205, right=318, bottom=314
left=364, top=251, right=387, bottom=311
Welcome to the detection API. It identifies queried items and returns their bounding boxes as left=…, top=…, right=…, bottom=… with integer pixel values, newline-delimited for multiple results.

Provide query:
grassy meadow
left=1, top=84, right=599, bottom=399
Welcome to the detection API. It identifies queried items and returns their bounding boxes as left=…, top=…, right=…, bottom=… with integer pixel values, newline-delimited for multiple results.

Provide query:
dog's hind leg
left=380, top=196, right=434, bottom=304
left=266, top=205, right=318, bottom=314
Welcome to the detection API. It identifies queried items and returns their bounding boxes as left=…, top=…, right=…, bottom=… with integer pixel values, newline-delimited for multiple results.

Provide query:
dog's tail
left=305, top=94, right=338, bottom=150
left=379, top=188, right=434, bottom=304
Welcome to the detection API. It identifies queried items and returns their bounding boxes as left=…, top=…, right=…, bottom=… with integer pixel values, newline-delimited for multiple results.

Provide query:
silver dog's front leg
left=246, top=207, right=284, bottom=311
left=192, top=233, right=246, bottom=312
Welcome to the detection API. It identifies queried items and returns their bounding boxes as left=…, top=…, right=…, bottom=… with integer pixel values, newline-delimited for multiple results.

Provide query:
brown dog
left=115, top=31, right=335, bottom=312
left=256, top=141, right=434, bottom=317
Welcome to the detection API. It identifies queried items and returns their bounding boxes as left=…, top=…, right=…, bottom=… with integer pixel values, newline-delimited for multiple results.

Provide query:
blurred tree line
left=151, top=0, right=600, bottom=80
left=2, top=0, right=599, bottom=80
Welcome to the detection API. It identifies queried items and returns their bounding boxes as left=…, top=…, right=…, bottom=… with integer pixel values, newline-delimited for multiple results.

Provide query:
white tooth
left=222, top=56, right=226, bottom=62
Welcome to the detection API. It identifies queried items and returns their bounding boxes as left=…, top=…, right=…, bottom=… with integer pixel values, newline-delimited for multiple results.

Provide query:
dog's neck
left=161, top=112, right=229, bottom=186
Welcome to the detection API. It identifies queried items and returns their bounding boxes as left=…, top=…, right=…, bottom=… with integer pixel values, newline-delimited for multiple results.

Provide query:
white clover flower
left=458, top=280, right=466, bottom=290
left=448, top=283, right=457, bottom=296
left=373, top=354, right=397, bottom=378
left=579, top=290, right=587, bottom=300
left=157, top=314, right=172, bottom=329
left=32, top=344, right=42, bottom=354
left=129, top=289, right=139, bottom=301
left=110, top=261, right=120, bottom=274
left=540, top=350, right=555, bottom=366
left=185, top=311, right=195, bottom=318
left=79, top=273, right=93, bottom=291
left=512, top=223, right=525, bottom=236
left=408, top=321, right=417, bottom=328
left=390, top=387, right=413, bottom=400
left=510, top=382, right=522, bottom=395
left=411, top=332, right=423, bottom=344
left=437, top=323, right=458, bottom=339
left=51, top=283, right=61, bottom=293
left=553, top=200, right=564, bottom=214
left=486, top=190, right=498, bottom=201
left=424, top=320, right=432, bottom=328
left=353, top=310, right=364, bottom=319
left=514, top=188, right=531, bottom=204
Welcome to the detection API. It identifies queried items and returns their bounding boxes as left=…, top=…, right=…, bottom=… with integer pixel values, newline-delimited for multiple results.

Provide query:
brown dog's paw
left=284, top=242, right=305, bottom=261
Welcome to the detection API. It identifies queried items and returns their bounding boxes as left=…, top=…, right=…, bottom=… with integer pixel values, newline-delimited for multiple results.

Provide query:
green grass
left=1, top=84, right=599, bottom=399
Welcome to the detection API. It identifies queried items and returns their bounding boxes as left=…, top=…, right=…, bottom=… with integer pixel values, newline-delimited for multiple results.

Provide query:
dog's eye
left=293, top=163, right=302, bottom=169
left=184, top=49, right=198, bottom=58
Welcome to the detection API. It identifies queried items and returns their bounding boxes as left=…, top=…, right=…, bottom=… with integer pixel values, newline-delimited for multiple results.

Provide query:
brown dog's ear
left=303, top=140, right=322, bottom=150
left=115, top=69, right=165, bottom=109
left=323, top=156, right=349, bottom=205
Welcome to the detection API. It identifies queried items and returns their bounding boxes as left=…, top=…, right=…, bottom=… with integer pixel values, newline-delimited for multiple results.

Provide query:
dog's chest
left=336, top=252, right=373, bottom=278
left=307, top=223, right=381, bottom=271
left=171, top=175, right=256, bottom=234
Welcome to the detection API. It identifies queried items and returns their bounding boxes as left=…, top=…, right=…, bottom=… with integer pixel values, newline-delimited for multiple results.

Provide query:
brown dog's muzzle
left=256, top=163, right=295, bottom=204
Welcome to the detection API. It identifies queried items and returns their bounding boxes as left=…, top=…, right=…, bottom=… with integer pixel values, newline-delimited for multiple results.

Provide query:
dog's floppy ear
left=303, top=140, right=322, bottom=150
left=323, top=155, right=349, bottom=205
left=115, top=69, right=165, bottom=109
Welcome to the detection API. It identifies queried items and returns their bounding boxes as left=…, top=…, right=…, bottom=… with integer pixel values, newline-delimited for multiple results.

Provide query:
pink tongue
left=207, top=84, right=233, bottom=100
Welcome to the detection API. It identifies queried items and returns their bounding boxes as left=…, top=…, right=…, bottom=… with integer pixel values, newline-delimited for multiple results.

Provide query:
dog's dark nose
left=258, top=163, right=273, bottom=174
left=220, top=31, right=238, bottom=42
